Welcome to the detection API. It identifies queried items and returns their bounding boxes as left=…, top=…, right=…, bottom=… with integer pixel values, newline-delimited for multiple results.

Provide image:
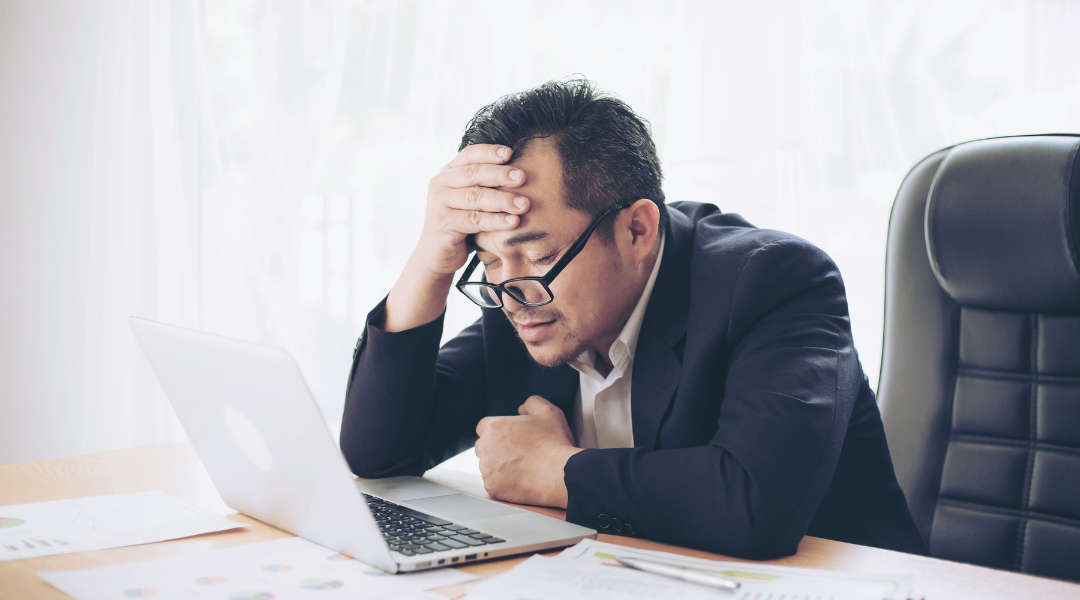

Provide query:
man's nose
left=501, top=290, right=525, bottom=312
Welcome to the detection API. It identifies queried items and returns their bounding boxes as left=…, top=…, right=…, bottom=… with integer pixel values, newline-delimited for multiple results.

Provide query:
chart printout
left=39, top=537, right=475, bottom=600
left=0, top=491, right=244, bottom=561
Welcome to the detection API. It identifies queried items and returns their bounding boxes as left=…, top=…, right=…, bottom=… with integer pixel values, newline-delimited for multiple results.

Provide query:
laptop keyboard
left=362, top=493, right=505, bottom=556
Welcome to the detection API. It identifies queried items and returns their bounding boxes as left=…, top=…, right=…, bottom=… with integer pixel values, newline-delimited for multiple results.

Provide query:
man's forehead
left=471, top=136, right=575, bottom=254
left=504, top=137, right=562, bottom=192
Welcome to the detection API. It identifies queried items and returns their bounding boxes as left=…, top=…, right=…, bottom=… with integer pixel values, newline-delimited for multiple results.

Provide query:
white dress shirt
left=569, top=234, right=666, bottom=449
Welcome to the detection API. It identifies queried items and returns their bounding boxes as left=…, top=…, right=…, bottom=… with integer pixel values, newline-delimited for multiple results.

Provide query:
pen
left=614, top=556, right=741, bottom=591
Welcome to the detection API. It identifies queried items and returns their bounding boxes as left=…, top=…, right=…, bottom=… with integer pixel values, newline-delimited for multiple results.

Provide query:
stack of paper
left=0, top=491, right=244, bottom=561
left=464, top=539, right=912, bottom=600
left=39, top=537, right=477, bottom=600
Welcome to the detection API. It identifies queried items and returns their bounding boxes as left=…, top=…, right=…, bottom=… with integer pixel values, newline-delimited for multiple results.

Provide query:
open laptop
left=128, top=317, right=595, bottom=573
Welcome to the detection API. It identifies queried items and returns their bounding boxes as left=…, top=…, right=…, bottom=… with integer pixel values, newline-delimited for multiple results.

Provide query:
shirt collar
left=570, top=233, right=666, bottom=374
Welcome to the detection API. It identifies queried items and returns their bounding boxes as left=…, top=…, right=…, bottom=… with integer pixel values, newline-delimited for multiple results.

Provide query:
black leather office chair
left=878, top=135, right=1080, bottom=582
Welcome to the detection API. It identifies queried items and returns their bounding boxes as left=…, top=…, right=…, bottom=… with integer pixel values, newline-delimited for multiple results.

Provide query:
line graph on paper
left=0, top=491, right=242, bottom=562
left=48, top=497, right=204, bottom=535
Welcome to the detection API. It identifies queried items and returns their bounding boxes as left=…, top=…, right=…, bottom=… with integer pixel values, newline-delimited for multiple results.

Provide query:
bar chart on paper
left=0, top=513, right=71, bottom=555
left=0, top=491, right=244, bottom=561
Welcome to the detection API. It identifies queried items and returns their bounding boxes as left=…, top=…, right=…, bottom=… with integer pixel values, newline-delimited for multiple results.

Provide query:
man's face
left=471, top=138, right=641, bottom=367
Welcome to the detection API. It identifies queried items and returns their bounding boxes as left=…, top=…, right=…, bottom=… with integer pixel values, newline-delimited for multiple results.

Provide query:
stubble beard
left=505, top=308, right=591, bottom=368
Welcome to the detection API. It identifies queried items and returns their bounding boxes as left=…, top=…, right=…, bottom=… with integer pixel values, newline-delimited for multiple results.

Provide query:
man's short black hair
left=459, top=78, right=668, bottom=240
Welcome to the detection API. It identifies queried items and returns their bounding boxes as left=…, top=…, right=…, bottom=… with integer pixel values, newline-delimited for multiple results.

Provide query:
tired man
left=341, top=79, right=926, bottom=559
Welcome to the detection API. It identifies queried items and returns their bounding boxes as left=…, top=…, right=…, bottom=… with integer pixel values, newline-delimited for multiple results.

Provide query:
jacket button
left=612, top=517, right=624, bottom=533
left=597, top=513, right=611, bottom=529
left=625, top=523, right=636, bottom=536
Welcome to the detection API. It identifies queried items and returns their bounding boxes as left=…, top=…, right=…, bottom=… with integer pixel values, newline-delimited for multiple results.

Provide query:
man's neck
left=587, top=236, right=663, bottom=379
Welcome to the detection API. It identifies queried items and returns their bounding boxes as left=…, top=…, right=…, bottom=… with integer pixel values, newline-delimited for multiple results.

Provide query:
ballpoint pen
left=615, top=556, right=741, bottom=591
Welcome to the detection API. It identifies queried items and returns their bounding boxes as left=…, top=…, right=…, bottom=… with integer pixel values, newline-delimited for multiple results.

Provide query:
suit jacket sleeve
left=563, top=238, right=860, bottom=559
left=339, top=298, right=488, bottom=478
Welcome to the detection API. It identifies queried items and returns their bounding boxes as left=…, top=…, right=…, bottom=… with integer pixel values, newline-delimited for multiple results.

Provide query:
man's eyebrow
left=504, top=231, right=550, bottom=248
left=469, top=231, right=551, bottom=254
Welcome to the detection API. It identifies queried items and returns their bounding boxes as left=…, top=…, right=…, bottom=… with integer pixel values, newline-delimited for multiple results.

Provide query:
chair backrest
left=878, top=135, right=1080, bottom=582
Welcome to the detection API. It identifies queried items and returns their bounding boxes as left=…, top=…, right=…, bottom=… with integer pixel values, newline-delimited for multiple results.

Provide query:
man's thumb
left=518, top=394, right=552, bottom=415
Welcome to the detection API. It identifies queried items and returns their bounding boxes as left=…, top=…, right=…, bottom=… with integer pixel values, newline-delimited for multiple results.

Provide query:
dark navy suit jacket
left=341, top=202, right=927, bottom=559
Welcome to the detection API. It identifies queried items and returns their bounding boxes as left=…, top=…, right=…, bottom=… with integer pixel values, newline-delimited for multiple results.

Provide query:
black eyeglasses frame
left=455, top=201, right=634, bottom=308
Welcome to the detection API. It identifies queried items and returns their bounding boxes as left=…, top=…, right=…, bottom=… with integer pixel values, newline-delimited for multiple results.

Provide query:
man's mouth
left=514, top=319, right=556, bottom=342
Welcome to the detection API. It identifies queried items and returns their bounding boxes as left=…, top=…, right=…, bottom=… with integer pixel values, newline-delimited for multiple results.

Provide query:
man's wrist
left=384, top=253, right=455, bottom=332
left=552, top=446, right=584, bottom=508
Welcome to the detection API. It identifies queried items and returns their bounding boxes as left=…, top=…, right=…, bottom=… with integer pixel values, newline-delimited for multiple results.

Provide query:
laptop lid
left=128, top=317, right=396, bottom=573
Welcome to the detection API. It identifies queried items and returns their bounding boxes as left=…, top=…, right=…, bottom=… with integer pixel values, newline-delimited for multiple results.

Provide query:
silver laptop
left=128, top=317, right=595, bottom=573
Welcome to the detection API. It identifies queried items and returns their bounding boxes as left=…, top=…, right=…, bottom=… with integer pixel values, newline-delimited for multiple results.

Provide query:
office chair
left=877, top=135, right=1080, bottom=582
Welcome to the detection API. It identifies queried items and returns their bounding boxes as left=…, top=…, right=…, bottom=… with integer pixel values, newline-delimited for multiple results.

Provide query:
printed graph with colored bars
left=0, top=517, right=70, bottom=553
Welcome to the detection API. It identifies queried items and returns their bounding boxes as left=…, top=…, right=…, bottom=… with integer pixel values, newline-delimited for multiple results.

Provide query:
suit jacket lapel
left=632, top=210, right=694, bottom=449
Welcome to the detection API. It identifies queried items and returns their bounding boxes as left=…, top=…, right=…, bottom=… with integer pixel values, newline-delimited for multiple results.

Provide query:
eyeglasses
left=456, top=201, right=633, bottom=308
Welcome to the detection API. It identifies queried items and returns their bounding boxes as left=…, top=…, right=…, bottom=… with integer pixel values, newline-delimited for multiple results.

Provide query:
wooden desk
left=1, top=443, right=1077, bottom=600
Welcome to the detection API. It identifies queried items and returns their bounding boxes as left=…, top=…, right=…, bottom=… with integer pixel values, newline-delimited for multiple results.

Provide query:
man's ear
left=624, top=199, right=661, bottom=266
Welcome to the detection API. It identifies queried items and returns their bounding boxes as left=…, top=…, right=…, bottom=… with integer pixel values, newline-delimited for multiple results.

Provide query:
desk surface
left=1, top=443, right=1077, bottom=600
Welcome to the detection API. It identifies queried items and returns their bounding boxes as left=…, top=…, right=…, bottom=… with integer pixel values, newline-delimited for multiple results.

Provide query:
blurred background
left=2, top=0, right=1079, bottom=466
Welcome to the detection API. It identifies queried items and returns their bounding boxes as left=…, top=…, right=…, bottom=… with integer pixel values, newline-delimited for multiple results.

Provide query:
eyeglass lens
left=504, top=280, right=551, bottom=305
left=460, top=278, right=551, bottom=308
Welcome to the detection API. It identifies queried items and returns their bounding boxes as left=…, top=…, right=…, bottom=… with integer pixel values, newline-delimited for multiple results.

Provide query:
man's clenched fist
left=474, top=396, right=583, bottom=508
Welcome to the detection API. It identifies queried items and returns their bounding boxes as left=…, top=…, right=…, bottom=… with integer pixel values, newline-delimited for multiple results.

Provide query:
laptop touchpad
left=406, top=494, right=521, bottom=521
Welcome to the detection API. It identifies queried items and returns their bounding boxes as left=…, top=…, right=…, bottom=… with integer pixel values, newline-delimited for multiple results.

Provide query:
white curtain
left=3, top=0, right=1079, bottom=464
left=198, top=0, right=1079, bottom=440
left=80, top=0, right=204, bottom=453
left=0, top=0, right=203, bottom=462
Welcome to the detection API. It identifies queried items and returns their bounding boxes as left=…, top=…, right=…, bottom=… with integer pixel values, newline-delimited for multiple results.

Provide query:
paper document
left=0, top=491, right=244, bottom=562
left=39, top=536, right=477, bottom=600
left=522, top=539, right=912, bottom=600
left=465, top=554, right=729, bottom=600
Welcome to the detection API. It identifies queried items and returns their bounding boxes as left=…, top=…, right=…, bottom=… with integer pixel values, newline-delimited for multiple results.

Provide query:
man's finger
left=447, top=143, right=512, bottom=168
left=449, top=208, right=520, bottom=234
left=476, top=416, right=494, bottom=437
left=436, top=185, right=529, bottom=215
left=519, top=395, right=555, bottom=415
left=434, top=162, right=524, bottom=190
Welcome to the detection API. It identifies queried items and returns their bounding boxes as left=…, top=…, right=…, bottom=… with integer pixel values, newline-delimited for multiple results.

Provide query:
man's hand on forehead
left=382, top=143, right=534, bottom=332
left=412, top=143, right=532, bottom=277
left=432, top=144, right=530, bottom=237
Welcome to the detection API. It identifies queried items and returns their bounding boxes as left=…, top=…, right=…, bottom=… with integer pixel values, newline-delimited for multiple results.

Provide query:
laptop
left=128, top=317, right=596, bottom=573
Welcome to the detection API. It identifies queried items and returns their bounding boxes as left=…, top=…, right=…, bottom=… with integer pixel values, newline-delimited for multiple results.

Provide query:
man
left=341, top=79, right=927, bottom=559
